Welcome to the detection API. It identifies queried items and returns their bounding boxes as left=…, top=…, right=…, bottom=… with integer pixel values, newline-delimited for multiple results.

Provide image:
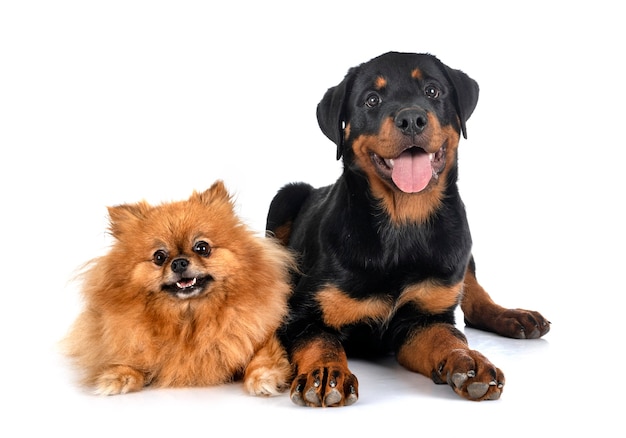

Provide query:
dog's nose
left=171, top=258, right=189, bottom=274
left=394, top=108, right=428, bottom=135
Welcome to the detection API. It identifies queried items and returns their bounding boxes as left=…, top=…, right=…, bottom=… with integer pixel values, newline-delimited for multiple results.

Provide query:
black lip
left=431, top=142, right=446, bottom=174
left=371, top=151, right=395, bottom=179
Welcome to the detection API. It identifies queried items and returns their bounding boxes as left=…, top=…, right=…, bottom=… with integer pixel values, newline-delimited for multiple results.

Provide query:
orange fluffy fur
left=62, top=181, right=295, bottom=396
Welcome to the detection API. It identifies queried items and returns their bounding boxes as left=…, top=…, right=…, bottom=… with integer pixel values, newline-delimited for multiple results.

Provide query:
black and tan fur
left=266, top=52, right=549, bottom=407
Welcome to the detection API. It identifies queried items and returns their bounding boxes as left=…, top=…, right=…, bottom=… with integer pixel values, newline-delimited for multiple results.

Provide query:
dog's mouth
left=162, top=275, right=213, bottom=299
left=372, top=144, right=446, bottom=193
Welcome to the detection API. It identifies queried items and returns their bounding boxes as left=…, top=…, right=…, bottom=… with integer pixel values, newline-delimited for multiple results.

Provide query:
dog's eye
left=365, top=93, right=381, bottom=108
left=153, top=249, right=168, bottom=266
left=425, top=85, right=440, bottom=99
left=193, top=241, right=211, bottom=257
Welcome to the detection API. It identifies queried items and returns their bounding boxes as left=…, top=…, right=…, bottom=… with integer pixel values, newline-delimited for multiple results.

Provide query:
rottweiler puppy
left=266, top=52, right=550, bottom=407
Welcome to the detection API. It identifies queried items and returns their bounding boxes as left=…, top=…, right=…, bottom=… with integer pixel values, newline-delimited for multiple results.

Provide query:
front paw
left=243, top=366, right=291, bottom=396
left=94, top=365, right=145, bottom=395
left=434, top=349, right=504, bottom=401
left=243, top=334, right=293, bottom=396
left=468, top=308, right=551, bottom=339
left=291, top=365, right=358, bottom=407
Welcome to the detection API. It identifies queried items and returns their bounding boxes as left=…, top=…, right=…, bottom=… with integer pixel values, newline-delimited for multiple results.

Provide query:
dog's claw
left=291, top=382, right=306, bottom=406
left=291, top=394, right=306, bottom=405
left=329, top=376, right=337, bottom=388
left=324, top=388, right=342, bottom=406
left=312, top=370, right=321, bottom=387
left=291, top=393, right=306, bottom=406
left=467, top=382, right=489, bottom=399
left=304, top=387, right=321, bottom=406
left=450, top=372, right=469, bottom=389
left=345, top=385, right=358, bottom=405
left=485, top=390, right=502, bottom=400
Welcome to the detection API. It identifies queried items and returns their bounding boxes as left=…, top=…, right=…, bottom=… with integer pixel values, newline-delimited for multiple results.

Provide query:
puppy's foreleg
left=243, top=334, right=292, bottom=396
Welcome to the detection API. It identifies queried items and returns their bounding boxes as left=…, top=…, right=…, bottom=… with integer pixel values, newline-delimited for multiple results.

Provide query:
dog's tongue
left=391, top=149, right=432, bottom=193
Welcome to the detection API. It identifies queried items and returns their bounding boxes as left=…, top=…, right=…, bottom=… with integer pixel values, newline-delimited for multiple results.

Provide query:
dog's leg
left=243, top=334, right=292, bottom=396
left=397, top=323, right=504, bottom=401
left=461, top=258, right=550, bottom=339
left=288, top=334, right=358, bottom=407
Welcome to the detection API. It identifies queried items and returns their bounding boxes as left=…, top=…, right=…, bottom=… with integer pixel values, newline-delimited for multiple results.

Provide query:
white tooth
left=429, top=153, right=434, bottom=161
left=175, top=278, right=197, bottom=289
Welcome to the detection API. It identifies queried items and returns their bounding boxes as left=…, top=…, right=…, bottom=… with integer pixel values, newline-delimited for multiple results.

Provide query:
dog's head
left=317, top=52, right=478, bottom=218
left=105, top=180, right=247, bottom=301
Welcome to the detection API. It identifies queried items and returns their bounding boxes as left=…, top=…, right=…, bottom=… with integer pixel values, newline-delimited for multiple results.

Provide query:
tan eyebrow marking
left=375, top=76, right=387, bottom=89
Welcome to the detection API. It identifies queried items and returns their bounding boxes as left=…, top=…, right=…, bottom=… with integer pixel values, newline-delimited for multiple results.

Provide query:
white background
left=1, top=1, right=623, bottom=436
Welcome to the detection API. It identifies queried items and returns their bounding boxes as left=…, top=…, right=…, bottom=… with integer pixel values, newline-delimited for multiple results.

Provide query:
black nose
left=171, top=258, right=189, bottom=274
left=394, top=108, right=428, bottom=135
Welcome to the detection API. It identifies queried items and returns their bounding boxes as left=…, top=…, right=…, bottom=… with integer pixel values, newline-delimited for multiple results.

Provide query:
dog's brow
left=375, top=76, right=387, bottom=89
left=411, top=68, right=423, bottom=80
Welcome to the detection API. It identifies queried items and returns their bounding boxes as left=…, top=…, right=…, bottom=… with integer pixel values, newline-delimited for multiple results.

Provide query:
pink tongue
left=391, top=150, right=432, bottom=193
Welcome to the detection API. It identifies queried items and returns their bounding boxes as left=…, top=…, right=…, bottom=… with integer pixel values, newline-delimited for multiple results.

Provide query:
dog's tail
left=266, top=182, right=314, bottom=246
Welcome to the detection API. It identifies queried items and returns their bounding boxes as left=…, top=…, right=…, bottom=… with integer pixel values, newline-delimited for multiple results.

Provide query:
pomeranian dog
left=63, top=181, right=295, bottom=396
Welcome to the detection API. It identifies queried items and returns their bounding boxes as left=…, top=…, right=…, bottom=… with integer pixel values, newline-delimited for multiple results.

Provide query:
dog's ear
left=194, top=180, right=233, bottom=206
left=317, top=68, right=356, bottom=160
left=107, top=202, right=150, bottom=238
left=440, top=65, right=479, bottom=139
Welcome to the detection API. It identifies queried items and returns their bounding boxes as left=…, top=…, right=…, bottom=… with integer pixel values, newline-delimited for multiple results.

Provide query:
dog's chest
left=343, top=220, right=468, bottom=280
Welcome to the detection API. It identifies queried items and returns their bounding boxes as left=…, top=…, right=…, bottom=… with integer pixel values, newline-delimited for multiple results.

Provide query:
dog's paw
left=243, top=366, right=290, bottom=396
left=498, top=308, right=551, bottom=339
left=94, top=365, right=145, bottom=395
left=243, top=334, right=292, bottom=396
left=290, top=365, right=358, bottom=407
left=435, top=349, right=504, bottom=401
left=466, top=308, right=551, bottom=339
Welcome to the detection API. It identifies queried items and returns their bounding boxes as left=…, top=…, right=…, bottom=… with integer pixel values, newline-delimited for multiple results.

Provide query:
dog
left=266, top=52, right=550, bottom=407
left=63, top=180, right=295, bottom=396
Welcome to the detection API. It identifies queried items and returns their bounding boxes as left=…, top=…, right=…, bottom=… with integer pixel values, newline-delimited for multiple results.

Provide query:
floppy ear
left=316, top=68, right=356, bottom=160
left=440, top=65, right=479, bottom=139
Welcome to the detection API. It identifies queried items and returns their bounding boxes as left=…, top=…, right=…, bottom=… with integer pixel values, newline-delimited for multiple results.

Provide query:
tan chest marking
left=316, top=280, right=463, bottom=329
left=398, top=280, right=463, bottom=314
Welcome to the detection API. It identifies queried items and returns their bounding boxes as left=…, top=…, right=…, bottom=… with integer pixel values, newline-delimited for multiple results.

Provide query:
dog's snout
left=171, top=258, right=189, bottom=274
left=394, top=108, right=428, bottom=135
